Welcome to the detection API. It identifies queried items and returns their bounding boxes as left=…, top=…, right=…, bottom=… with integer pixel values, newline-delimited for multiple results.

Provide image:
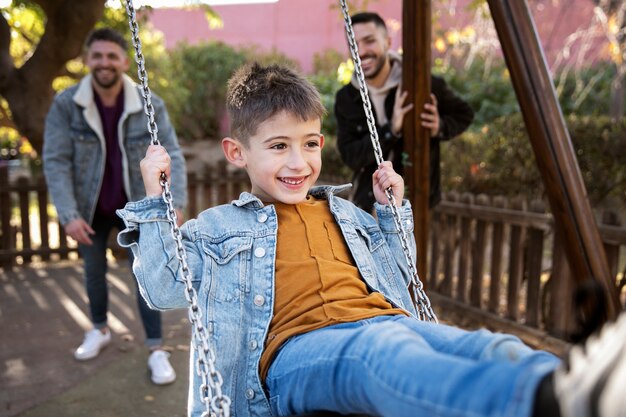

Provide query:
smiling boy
left=118, top=63, right=626, bottom=417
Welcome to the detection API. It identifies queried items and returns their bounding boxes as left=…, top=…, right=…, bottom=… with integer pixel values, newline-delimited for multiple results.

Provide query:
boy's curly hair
left=226, top=63, right=326, bottom=143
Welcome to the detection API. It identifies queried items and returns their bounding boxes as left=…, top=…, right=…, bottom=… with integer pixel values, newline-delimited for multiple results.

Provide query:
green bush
left=166, top=41, right=247, bottom=141
left=441, top=113, right=626, bottom=210
left=435, top=60, right=519, bottom=128
left=435, top=59, right=622, bottom=128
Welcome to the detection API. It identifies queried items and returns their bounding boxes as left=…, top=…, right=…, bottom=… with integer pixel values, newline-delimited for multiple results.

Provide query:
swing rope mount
left=123, top=0, right=437, bottom=414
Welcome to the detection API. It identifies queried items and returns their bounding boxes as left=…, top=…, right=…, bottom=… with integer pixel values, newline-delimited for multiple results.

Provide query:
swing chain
left=123, top=2, right=231, bottom=416
left=339, top=0, right=437, bottom=323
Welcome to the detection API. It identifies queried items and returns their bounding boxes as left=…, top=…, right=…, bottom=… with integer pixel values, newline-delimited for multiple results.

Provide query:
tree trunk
left=0, top=0, right=106, bottom=155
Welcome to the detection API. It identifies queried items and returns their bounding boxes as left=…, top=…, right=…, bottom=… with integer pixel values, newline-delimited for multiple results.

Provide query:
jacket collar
left=73, top=73, right=143, bottom=114
left=231, top=184, right=353, bottom=208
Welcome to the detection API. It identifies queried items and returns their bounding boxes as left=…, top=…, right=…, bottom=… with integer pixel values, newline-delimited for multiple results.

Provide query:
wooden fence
left=428, top=192, right=626, bottom=353
left=0, top=162, right=249, bottom=266
left=2, top=163, right=625, bottom=350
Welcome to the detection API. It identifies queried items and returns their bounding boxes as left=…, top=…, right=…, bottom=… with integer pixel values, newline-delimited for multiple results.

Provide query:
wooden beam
left=402, top=0, right=431, bottom=286
left=486, top=0, right=620, bottom=318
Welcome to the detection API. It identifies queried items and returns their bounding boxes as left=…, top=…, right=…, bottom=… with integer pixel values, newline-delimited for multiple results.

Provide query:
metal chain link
left=123, top=2, right=230, bottom=416
left=339, top=0, right=437, bottom=323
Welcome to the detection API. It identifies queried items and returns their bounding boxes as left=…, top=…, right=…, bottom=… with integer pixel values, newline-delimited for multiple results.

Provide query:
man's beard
left=362, top=54, right=387, bottom=80
left=92, top=70, right=120, bottom=89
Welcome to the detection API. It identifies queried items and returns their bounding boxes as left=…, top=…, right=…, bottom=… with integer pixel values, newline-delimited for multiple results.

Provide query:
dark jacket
left=335, top=74, right=474, bottom=210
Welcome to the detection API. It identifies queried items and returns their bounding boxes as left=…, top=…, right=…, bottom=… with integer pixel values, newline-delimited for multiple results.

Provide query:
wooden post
left=488, top=196, right=506, bottom=314
left=548, top=234, right=576, bottom=338
left=402, top=0, right=431, bottom=285
left=486, top=0, right=620, bottom=318
left=0, top=165, right=12, bottom=267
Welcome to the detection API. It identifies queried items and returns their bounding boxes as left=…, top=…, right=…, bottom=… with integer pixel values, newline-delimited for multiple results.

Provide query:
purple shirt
left=94, top=88, right=127, bottom=217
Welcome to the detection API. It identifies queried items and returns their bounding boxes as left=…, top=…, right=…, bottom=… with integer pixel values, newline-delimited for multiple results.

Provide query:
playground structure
left=402, top=1, right=622, bottom=335
left=1, top=1, right=625, bottom=416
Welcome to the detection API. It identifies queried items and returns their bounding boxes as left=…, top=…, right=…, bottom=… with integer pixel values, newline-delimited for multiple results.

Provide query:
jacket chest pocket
left=344, top=224, right=396, bottom=285
left=69, top=128, right=100, bottom=176
left=70, top=127, right=100, bottom=149
left=124, top=131, right=151, bottom=165
left=202, top=235, right=253, bottom=303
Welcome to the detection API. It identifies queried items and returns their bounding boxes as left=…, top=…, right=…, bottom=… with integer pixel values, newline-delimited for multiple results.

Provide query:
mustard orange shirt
left=259, top=196, right=407, bottom=380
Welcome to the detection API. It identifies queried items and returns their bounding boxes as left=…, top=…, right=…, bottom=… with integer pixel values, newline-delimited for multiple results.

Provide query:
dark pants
left=78, top=212, right=162, bottom=347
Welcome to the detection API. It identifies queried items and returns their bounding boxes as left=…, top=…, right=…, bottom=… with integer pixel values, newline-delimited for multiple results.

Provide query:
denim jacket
left=117, top=184, right=418, bottom=417
left=43, top=74, right=187, bottom=225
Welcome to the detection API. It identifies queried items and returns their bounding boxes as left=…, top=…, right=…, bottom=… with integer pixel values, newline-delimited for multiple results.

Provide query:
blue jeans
left=266, top=315, right=560, bottom=417
left=78, top=212, right=162, bottom=347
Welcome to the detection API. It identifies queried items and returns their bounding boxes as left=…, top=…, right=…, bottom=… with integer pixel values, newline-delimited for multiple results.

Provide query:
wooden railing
left=0, top=162, right=250, bottom=267
left=0, top=164, right=74, bottom=265
left=428, top=192, right=626, bottom=353
left=2, top=163, right=625, bottom=351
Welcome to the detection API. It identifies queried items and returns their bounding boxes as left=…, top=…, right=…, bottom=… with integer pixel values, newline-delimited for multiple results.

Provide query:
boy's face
left=223, top=111, right=324, bottom=204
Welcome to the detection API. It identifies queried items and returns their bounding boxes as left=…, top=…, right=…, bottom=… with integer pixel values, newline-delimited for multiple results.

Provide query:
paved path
left=1, top=259, right=191, bottom=417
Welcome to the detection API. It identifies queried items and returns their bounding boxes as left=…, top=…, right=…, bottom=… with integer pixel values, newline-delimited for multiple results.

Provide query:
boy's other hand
left=140, top=145, right=171, bottom=197
left=372, top=161, right=404, bottom=206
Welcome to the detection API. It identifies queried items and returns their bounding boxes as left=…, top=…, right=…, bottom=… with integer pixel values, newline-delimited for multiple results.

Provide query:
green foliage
left=436, top=57, right=626, bottom=127
left=555, top=63, right=617, bottom=116
left=0, top=127, right=22, bottom=159
left=434, top=59, right=519, bottom=128
left=441, top=113, right=626, bottom=210
left=312, top=49, right=345, bottom=76
left=239, top=46, right=300, bottom=71
left=2, top=1, right=46, bottom=67
left=165, top=41, right=247, bottom=141
left=309, top=71, right=352, bottom=181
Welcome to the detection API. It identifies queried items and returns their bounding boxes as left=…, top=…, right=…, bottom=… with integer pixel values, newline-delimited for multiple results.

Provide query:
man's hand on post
left=420, top=93, right=441, bottom=136
left=391, top=87, right=414, bottom=137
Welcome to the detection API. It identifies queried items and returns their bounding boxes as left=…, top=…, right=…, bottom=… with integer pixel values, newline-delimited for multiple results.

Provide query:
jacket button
left=257, top=212, right=268, bottom=223
left=254, top=295, right=265, bottom=306
left=245, top=388, right=255, bottom=399
left=249, top=340, right=258, bottom=350
left=254, top=247, right=266, bottom=257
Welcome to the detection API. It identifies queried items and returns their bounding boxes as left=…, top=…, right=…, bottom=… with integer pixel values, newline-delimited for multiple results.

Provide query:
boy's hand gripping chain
left=123, top=2, right=231, bottom=416
left=339, top=0, right=437, bottom=323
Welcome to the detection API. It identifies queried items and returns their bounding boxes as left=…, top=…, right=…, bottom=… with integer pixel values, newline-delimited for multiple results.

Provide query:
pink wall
left=148, top=0, right=606, bottom=73
left=149, top=0, right=401, bottom=73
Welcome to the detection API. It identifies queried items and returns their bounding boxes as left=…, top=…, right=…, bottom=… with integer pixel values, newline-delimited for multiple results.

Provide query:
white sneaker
left=148, top=350, right=176, bottom=385
left=74, top=328, right=111, bottom=361
left=554, top=311, right=626, bottom=417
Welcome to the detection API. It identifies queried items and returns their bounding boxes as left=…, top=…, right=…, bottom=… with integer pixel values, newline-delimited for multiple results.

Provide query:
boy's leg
left=389, top=315, right=551, bottom=363
left=266, top=315, right=559, bottom=417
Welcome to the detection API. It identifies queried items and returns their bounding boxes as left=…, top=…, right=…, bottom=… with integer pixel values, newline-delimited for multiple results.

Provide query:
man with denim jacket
left=43, top=28, right=186, bottom=385
left=113, top=64, right=626, bottom=417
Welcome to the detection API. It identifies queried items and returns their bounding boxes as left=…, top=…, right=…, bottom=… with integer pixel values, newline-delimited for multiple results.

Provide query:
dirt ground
left=0, top=259, right=192, bottom=417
